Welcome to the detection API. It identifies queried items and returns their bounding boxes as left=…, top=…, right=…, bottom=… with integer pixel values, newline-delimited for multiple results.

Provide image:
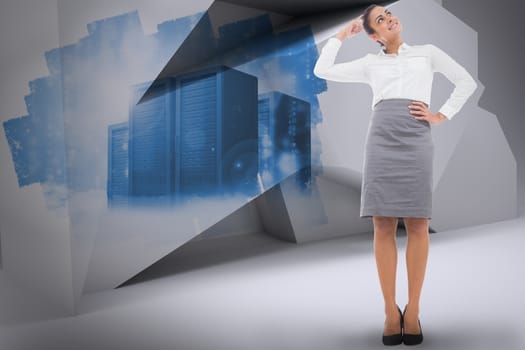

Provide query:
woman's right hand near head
left=336, top=14, right=364, bottom=41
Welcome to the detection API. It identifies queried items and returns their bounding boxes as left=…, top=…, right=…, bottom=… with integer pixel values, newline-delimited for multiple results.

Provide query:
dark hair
left=362, top=4, right=385, bottom=48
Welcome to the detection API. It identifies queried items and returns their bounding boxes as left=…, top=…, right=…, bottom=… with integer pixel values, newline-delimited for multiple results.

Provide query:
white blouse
left=313, top=37, right=478, bottom=120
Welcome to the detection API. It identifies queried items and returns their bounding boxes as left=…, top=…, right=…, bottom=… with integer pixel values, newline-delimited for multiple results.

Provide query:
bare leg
left=372, top=216, right=401, bottom=335
left=403, top=217, right=429, bottom=334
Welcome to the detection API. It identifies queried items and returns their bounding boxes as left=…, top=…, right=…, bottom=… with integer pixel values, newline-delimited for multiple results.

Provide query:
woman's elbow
left=467, top=77, right=478, bottom=95
left=459, top=75, right=478, bottom=96
left=313, top=65, right=326, bottom=79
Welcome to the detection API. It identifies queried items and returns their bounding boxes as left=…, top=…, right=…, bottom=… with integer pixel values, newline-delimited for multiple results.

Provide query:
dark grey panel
left=442, top=0, right=525, bottom=215
left=139, top=0, right=398, bottom=103
left=222, top=0, right=392, bottom=16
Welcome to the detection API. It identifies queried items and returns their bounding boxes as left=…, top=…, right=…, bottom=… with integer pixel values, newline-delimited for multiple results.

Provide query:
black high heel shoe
left=402, top=304, right=423, bottom=345
left=382, top=305, right=403, bottom=346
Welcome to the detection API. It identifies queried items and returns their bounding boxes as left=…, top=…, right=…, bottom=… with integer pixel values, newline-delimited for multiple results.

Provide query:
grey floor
left=1, top=213, right=524, bottom=350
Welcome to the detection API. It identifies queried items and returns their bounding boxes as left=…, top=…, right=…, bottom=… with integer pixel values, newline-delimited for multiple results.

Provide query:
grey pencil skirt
left=360, top=98, right=434, bottom=219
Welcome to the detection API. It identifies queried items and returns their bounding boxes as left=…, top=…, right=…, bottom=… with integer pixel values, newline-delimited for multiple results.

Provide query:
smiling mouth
left=389, top=22, right=399, bottom=30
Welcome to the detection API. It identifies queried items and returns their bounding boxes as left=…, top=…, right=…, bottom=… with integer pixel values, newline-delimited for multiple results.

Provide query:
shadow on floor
left=118, top=231, right=296, bottom=287
left=118, top=217, right=442, bottom=289
left=119, top=225, right=393, bottom=288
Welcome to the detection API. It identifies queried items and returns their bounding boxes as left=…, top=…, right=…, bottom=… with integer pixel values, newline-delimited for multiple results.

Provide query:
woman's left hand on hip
left=408, top=101, right=445, bottom=125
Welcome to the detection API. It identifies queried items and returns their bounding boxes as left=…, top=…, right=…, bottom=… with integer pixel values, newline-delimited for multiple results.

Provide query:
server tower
left=128, top=78, right=176, bottom=201
left=258, top=91, right=311, bottom=189
left=175, top=65, right=258, bottom=197
left=107, top=122, right=129, bottom=206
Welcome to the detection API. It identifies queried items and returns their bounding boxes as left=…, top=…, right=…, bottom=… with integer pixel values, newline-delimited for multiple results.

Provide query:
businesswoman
left=313, top=4, right=477, bottom=346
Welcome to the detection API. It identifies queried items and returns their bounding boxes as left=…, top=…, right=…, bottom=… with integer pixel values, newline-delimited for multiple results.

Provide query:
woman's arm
left=313, top=38, right=370, bottom=84
left=429, top=44, right=478, bottom=120
left=313, top=15, right=369, bottom=84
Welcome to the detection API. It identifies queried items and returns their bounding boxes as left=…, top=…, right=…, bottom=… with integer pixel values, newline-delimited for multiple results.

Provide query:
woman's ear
left=370, top=33, right=384, bottom=47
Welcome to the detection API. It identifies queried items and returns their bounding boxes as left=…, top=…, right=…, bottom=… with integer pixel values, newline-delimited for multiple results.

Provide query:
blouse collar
left=379, top=42, right=410, bottom=56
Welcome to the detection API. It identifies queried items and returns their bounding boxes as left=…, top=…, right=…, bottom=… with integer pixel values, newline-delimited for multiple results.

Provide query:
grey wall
left=0, top=225, right=3, bottom=269
left=443, top=0, right=525, bottom=215
left=0, top=0, right=523, bottom=313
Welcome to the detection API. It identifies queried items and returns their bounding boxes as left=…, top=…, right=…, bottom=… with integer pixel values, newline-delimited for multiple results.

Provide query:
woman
left=313, top=4, right=477, bottom=346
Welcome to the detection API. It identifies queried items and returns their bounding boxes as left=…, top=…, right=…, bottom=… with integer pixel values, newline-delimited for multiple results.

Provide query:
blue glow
left=3, top=8, right=327, bottom=209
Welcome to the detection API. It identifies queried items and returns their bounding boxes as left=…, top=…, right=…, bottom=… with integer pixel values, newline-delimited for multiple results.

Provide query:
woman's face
left=367, top=6, right=402, bottom=45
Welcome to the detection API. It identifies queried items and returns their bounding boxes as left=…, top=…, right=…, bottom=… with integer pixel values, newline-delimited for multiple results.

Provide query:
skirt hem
left=360, top=207, right=432, bottom=220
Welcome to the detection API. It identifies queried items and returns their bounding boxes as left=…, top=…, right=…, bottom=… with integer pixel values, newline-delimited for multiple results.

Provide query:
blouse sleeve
left=429, top=44, right=478, bottom=120
left=313, top=37, right=370, bottom=84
